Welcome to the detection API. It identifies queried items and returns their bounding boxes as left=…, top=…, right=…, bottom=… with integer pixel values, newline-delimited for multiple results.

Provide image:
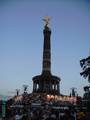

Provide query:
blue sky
left=0, top=0, right=90, bottom=97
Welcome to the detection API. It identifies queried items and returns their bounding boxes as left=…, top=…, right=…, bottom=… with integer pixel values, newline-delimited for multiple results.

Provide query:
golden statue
left=43, top=16, right=50, bottom=26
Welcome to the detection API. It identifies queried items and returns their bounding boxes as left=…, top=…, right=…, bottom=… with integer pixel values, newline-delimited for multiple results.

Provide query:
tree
left=80, top=55, right=90, bottom=111
left=80, top=56, right=90, bottom=83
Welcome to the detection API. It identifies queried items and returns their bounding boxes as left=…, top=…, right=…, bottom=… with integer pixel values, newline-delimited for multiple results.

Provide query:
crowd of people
left=1, top=103, right=90, bottom=120
left=0, top=94, right=90, bottom=120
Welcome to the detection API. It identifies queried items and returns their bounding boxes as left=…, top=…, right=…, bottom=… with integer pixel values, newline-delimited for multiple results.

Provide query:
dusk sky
left=0, top=0, right=90, bottom=97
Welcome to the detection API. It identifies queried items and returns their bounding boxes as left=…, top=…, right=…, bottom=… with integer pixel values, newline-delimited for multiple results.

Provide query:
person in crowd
left=63, top=109, right=72, bottom=120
